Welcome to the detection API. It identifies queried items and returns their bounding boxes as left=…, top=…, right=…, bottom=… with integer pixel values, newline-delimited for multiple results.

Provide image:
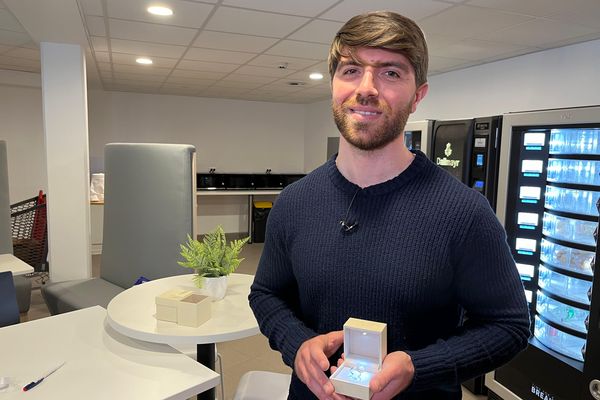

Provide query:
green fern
left=178, top=225, right=250, bottom=282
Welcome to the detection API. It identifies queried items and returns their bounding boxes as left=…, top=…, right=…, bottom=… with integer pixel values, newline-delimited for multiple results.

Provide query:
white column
left=41, top=42, right=91, bottom=281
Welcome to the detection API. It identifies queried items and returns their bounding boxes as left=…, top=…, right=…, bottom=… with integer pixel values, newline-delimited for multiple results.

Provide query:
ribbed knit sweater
left=249, top=150, right=530, bottom=399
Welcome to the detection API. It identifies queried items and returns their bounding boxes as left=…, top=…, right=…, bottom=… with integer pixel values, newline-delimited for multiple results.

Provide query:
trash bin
left=252, top=201, right=272, bottom=243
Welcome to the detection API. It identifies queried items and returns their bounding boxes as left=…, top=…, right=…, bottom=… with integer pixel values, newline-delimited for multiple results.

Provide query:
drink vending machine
left=486, top=105, right=600, bottom=400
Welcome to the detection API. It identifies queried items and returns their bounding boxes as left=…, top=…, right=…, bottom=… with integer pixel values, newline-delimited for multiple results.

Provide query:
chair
left=0, top=271, right=20, bottom=327
left=42, top=143, right=197, bottom=314
left=0, top=140, right=32, bottom=314
left=233, top=371, right=291, bottom=400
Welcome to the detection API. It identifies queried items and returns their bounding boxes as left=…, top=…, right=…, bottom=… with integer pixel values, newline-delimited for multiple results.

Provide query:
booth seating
left=42, top=143, right=197, bottom=314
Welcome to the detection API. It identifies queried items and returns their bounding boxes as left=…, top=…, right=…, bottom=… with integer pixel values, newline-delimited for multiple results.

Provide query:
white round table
left=107, top=273, right=259, bottom=400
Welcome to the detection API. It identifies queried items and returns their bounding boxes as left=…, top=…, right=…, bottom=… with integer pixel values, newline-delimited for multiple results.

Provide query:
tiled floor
left=20, top=243, right=487, bottom=400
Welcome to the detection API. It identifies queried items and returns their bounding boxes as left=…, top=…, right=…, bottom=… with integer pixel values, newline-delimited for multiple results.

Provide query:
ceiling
left=1, top=0, right=600, bottom=104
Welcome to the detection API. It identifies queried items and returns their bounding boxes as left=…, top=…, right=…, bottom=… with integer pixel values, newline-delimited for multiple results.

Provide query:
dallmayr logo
left=436, top=142, right=461, bottom=168
left=531, top=383, right=554, bottom=400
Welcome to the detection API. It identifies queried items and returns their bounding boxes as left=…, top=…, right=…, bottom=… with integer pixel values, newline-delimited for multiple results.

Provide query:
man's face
left=331, top=47, right=428, bottom=151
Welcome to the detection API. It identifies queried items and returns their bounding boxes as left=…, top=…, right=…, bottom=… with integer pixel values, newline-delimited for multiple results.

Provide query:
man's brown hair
left=328, top=11, right=429, bottom=87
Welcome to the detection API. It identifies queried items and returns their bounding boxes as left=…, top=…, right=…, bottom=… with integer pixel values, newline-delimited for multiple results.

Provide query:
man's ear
left=410, top=82, right=429, bottom=113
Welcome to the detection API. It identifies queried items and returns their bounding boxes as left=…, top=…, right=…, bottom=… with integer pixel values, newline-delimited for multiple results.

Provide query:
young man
left=249, top=11, right=530, bottom=400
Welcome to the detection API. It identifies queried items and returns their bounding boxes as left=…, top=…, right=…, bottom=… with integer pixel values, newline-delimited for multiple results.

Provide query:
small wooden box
left=156, top=289, right=211, bottom=327
left=330, top=318, right=387, bottom=400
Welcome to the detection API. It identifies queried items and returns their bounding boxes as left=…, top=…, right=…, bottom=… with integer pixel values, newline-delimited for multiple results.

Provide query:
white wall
left=88, top=91, right=305, bottom=174
left=410, top=39, right=600, bottom=121
left=0, top=72, right=46, bottom=204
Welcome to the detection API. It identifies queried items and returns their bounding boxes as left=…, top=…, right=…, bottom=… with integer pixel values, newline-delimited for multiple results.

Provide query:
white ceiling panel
left=170, top=69, right=228, bottom=80
left=90, top=36, right=108, bottom=52
left=320, top=0, right=455, bottom=23
left=221, top=0, right=340, bottom=17
left=205, top=7, right=309, bottom=38
left=111, top=52, right=178, bottom=68
left=420, top=5, right=535, bottom=39
left=85, top=15, right=106, bottom=36
left=184, top=47, right=257, bottom=64
left=465, top=0, right=579, bottom=19
left=221, top=73, right=278, bottom=84
left=3, top=46, right=38, bottom=60
left=248, top=54, right=318, bottom=70
left=0, top=8, right=24, bottom=31
left=265, top=40, right=329, bottom=60
left=234, top=64, right=296, bottom=78
left=104, top=0, right=215, bottom=28
left=478, top=18, right=598, bottom=48
left=109, top=38, right=186, bottom=58
left=108, top=19, right=197, bottom=45
left=0, top=29, right=32, bottom=46
left=287, top=19, right=343, bottom=44
left=192, top=31, right=278, bottom=53
left=1, top=0, right=599, bottom=103
left=177, top=59, right=239, bottom=72
left=78, top=0, right=103, bottom=17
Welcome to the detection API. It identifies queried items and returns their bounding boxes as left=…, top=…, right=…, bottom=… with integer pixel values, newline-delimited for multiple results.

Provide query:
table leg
left=247, top=194, right=254, bottom=243
left=197, top=343, right=216, bottom=400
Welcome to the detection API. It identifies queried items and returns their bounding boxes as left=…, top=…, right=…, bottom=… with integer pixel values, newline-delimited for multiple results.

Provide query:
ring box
left=330, top=317, right=387, bottom=400
left=155, top=289, right=211, bottom=327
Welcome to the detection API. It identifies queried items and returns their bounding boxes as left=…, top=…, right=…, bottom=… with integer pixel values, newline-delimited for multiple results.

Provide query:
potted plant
left=178, top=225, right=250, bottom=299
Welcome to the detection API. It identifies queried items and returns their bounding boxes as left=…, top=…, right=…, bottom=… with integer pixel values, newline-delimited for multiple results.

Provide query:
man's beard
left=333, top=95, right=413, bottom=151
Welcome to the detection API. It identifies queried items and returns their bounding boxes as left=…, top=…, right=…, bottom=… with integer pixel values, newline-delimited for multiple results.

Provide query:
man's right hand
left=294, top=331, right=344, bottom=400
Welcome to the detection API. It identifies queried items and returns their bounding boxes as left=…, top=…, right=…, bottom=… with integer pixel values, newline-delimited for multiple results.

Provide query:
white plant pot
left=202, top=275, right=228, bottom=300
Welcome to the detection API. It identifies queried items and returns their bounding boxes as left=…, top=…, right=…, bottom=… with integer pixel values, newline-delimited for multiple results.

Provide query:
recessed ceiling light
left=147, top=6, right=173, bottom=16
left=309, top=72, right=324, bottom=80
left=136, top=57, right=153, bottom=65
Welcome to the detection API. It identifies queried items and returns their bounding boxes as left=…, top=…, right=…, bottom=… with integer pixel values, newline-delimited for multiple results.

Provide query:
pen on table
left=22, top=362, right=66, bottom=392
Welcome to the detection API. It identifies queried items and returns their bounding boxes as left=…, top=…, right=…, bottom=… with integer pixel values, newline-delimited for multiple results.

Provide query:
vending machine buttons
left=518, top=212, right=539, bottom=230
left=522, top=159, right=544, bottom=177
left=524, top=132, right=546, bottom=150
left=520, top=186, right=542, bottom=203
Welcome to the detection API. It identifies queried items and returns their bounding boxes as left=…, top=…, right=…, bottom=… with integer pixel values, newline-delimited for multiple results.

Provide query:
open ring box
left=330, top=317, right=387, bottom=400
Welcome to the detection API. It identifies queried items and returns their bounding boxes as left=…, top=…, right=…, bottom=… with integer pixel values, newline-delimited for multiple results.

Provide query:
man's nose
left=356, top=70, right=378, bottom=98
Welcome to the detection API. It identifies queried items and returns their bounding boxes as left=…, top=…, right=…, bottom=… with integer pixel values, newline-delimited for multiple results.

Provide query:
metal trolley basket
left=11, top=191, right=48, bottom=280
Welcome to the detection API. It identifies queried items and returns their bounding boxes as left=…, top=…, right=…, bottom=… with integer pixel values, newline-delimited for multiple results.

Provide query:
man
left=249, top=11, right=530, bottom=400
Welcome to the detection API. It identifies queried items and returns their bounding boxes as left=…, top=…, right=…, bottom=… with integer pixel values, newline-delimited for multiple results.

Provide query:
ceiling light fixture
left=309, top=72, right=324, bottom=80
left=136, top=57, right=153, bottom=65
left=147, top=6, right=173, bottom=16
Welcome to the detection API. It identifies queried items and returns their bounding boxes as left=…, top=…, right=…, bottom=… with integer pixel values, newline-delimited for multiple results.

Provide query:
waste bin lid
left=253, top=201, right=273, bottom=209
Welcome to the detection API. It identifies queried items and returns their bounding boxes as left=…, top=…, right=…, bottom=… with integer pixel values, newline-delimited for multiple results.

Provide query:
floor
left=20, top=243, right=487, bottom=400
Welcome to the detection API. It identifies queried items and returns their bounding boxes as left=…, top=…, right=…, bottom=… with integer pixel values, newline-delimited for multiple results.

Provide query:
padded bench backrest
left=101, top=143, right=196, bottom=288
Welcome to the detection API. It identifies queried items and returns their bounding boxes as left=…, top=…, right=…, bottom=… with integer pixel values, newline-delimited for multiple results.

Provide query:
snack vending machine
left=430, top=116, right=502, bottom=209
left=486, top=105, right=600, bottom=400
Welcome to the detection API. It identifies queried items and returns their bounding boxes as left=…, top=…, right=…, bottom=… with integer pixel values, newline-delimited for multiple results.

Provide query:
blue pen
left=22, top=362, right=65, bottom=392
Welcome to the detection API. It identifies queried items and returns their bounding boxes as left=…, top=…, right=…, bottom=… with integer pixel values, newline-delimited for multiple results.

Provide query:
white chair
left=233, top=371, right=291, bottom=400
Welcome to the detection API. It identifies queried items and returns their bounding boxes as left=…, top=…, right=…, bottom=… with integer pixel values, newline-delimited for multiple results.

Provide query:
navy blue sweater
left=249, top=151, right=530, bottom=399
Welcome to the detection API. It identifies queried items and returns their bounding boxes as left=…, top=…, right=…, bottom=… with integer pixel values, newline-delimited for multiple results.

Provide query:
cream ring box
left=155, top=288, right=211, bottom=327
left=330, top=317, right=387, bottom=400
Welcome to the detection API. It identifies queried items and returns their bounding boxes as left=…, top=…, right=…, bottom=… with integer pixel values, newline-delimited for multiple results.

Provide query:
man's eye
left=383, top=70, right=400, bottom=78
left=342, top=68, right=358, bottom=75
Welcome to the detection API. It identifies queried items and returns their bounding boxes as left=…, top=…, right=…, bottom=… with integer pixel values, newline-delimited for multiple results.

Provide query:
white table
left=107, top=273, right=260, bottom=400
left=0, top=306, right=220, bottom=399
left=0, top=253, right=33, bottom=275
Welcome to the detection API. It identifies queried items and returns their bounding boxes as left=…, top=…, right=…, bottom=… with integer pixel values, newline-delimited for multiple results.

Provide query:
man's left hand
left=369, top=351, right=415, bottom=400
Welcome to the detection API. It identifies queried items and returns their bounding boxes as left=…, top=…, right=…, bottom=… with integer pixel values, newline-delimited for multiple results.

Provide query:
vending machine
left=430, top=116, right=502, bottom=209
left=486, top=105, right=600, bottom=400
left=404, top=120, right=434, bottom=155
